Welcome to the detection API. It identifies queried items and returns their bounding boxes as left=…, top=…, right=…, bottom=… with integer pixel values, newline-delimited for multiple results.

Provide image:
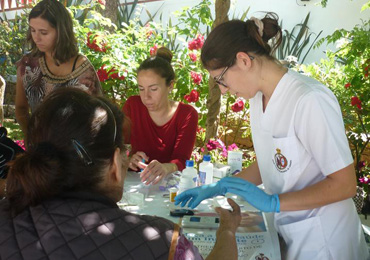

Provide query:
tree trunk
left=102, top=0, right=118, bottom=32
left=204, top=0, right=230, bottom=144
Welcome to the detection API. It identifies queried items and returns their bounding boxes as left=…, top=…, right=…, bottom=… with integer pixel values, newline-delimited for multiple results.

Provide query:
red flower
left=184, top=89, right=200, bottom=103
left=351, top=96, right=362, bottom=110
left=189, top=52, right=197, bottom=62
left=197, top=126, right=205, bottom=133
left=344, top=83, right=351, bottom=89
left=190, top=71, right=202, bottom=85
left=231, top=99, right=245, bottom=112
left=109, top=67, right=125, bottom=80
left=145, top=24, right=154, bottom=38
left=150, top=44, right=158, bottom=56
left=188, top=34, right=204, bottom=50
left=87, top=32, right=108, bottom=52
left=98, top=0, right=106, bottom=5
left=97, top=65, right=109, bottom=82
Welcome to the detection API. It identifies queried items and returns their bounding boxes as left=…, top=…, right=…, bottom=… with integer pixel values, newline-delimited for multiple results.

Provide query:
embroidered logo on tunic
left=255, top=253, right=269, bottom=260
left=273, top=148, right=291, bottom=172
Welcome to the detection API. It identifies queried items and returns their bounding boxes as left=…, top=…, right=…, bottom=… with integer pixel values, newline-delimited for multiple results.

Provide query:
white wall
left=134, top=0, right=369, bottom=64
left=2, top=0, right=368, bottom=64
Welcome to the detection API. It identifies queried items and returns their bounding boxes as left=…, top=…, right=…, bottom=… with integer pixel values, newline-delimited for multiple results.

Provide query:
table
left=119, top=171, right=281, bottom=259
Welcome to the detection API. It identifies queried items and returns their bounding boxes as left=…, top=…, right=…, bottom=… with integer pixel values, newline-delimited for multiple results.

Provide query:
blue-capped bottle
left=181, top=160, right=198, bottom=185
left=198, top=155, right=214, bottom=185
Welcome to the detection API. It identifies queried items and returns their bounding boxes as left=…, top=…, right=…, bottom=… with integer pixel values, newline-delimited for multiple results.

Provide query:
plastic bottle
left=198, top=155, right=214, bottom=185
left=178, top=160, right=198, bottom=194
left=182, top=160, right=198, bottom=184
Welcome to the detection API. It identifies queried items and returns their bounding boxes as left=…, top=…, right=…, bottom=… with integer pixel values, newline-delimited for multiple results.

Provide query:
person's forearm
left=279, top=164, right=356, bottom=211
left=15, top=108, right=29, bottom=137
left=206, top=229, right=238, bottom=260
left=234, top=161, right=262, bottom=185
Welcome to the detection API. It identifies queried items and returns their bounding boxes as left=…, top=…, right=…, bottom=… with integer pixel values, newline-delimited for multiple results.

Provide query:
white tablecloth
left=120, top=171, right=281, bottom=259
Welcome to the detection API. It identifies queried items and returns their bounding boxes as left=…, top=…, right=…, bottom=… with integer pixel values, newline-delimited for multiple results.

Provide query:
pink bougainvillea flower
left=192, top=151, right=201, bottom=163
left=359, top=176, right=370, bottom=184
left=206, top=139, right=219, bottom=151
left=351, top=96, right=362, bottom=110
left=227, top=143, right=239, bottom=151
left=231, top=99, right=245, bottom=112
left=189, top=52, right=197, bottom=62
left=188, top=34, right=204, bottom=50
left=15, top=140, right=25, bottom=151
left=150, top=44, right=158, bottom=56
left=190, top=71, right=202, bottom=85
left=344, top=83, right=351, bottom=89
left=184, top=89, right=200, bottom=103
left=221, top=149, right=228, bottom=158
left=97, top=65, right=109, bottom=82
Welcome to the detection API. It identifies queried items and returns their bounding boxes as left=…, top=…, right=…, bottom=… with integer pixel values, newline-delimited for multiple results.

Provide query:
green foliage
left=299, top=17, right=370, bottom=193
left=72, top=0, right=213, bottom=115
left=117, top=0, right=161, bottom=28
left=0, top=12, right=29, bottom=77
left=276, top=12, right=322, bottom=65
left=0, top=0, right=254, bottom=166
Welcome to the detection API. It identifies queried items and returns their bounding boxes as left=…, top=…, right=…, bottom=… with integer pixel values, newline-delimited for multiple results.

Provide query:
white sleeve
left=295, top=90, right=353, bottom=176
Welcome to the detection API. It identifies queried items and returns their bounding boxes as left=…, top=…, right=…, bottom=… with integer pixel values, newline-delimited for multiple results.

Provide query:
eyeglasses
left=213, top=55, right=254, bottom=89
left=213, top=65, right=230, bottom=89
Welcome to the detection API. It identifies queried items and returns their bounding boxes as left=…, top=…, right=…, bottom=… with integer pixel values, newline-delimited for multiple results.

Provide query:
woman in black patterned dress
left=15, top=0, right=102, bottom=140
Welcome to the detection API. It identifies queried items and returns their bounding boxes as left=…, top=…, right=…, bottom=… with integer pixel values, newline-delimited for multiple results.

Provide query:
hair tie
left=250, top=17, right=264, bottom=37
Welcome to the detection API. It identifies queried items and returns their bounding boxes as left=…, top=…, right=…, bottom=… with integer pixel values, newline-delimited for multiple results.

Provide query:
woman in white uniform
left=175, top=13, right=369, bottom=260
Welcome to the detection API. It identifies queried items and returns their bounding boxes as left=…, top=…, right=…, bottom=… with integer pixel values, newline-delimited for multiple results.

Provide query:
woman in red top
left=123, top=47, right=198, bottom=185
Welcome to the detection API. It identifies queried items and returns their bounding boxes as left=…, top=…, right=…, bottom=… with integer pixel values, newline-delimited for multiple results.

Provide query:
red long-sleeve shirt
left=123, top=96, right=198, bottom=171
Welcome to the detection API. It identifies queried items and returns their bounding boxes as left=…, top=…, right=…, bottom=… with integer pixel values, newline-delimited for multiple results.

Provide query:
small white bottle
left=182, top=160, right=198, bottom=184
left=198, top=155, right=214, bottom=185
left=178, top=160, right=198, bottom=194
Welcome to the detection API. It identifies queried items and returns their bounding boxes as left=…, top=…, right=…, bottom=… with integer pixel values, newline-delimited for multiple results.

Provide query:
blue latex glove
left=174, top=182, right=227, bottom=209
left=221, top=177, right=280, bottom=213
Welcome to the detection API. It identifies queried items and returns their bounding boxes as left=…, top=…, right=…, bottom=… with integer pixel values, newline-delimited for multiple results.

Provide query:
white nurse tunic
left=249, top=70, right=369, bottom=260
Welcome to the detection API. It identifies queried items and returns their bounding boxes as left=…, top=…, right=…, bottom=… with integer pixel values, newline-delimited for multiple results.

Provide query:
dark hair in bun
left=201, top=12, right=282, bottom=70
left=138, top=46, right=175, bottom=86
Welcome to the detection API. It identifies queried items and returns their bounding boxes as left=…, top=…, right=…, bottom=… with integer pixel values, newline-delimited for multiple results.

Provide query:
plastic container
left=227, top=151, right=243, bottom=175
left=178, top=176, right=195, bottom=194
left=198, top=155, right=214, bottom=185
left=178, top=160, right=198, bottom=194
left=182, top=160, right=198, bottom=184
left=169, top=187, right=178, bottom=202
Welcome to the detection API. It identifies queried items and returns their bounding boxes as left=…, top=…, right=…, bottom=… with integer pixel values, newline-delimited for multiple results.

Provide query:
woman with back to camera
left=175, top=13, right=368, bottom=259
left=0, top=88, right=241, bottom=260
left=123, top=47, right=198, bottom=185
left=15, top=0, right=102, bottom=140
